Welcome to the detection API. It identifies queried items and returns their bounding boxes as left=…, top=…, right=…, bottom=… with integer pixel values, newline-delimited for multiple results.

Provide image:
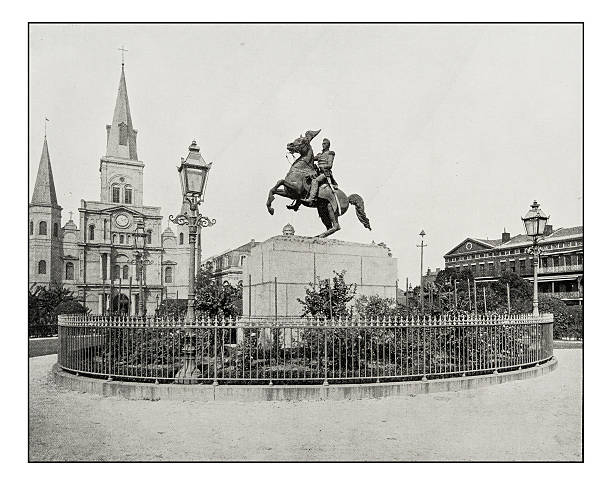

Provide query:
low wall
left=29, top=337, right=58, bottom=357
left=53, top=357, right=557, bottom=402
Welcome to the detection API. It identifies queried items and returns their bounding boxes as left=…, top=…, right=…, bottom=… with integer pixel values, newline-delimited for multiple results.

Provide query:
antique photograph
left=27, top=23, right=583, bottom=462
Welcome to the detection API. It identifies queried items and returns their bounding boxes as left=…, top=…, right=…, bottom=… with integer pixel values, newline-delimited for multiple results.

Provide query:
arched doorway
left=112, top=293, right=130, bottom=315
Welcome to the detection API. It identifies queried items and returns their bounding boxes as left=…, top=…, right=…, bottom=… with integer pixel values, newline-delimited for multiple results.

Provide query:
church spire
left=105, top=63, right=138, bottom=160
left=31, top=136, right=59, bottom=207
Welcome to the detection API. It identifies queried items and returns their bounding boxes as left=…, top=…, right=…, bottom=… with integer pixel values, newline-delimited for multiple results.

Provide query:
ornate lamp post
left=522, top=200, right=549, bottom=316
left=170, top=140, right=216, bottom=383
left=130, top=220, right=152, bottom=316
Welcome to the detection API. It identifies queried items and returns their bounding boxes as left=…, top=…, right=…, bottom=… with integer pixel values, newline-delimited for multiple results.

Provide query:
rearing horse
left=266, top=129, right=371, bottom=238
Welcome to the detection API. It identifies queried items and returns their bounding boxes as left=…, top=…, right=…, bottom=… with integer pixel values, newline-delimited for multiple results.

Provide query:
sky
left=29, top=24, right=582, bottom=286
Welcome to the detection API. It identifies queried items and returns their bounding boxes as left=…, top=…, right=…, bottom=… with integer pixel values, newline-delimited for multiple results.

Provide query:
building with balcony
left=203, top=239, right=260, bottom=285
left=443, top=226, right=583, bottom=305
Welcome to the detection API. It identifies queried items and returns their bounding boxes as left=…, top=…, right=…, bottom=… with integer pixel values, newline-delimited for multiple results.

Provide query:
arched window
left=89, top=225, right=95, bottom=241
left=112, top=234, right=117, bottom=244
left=53, top=223, right=59, bottom=238
left=239, top=255, right=247, bottom=267
left=65, top=262, right=74, bottom=280
left=146, top=230, right=152, bottom=245
left=119, top=122, right=128, bottom=146
left=29, top=221, right=33, bottom=235
left=39, top=221, right=47, bottom=235
left=122, top=265, right=129, bottom=279
left=103, top=220, right=108, bottom=240
left=119, top=234, right=125, bottom=244
left=179, top=233, right=184, bottom=245
left=38, top=260, right=46, bottom=274
left=113, top=264, right=120, bottom=280
left=164, top=266, right=173, bottom=283
left=112, top=185, right=121, bottom=203
left=126, top=234, right=131, bottom=245
left=124, top=186, right=132, bottom=204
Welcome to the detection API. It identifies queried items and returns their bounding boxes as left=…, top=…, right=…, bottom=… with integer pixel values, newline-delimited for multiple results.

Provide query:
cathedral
left=28, top=62, right=200, bottom=315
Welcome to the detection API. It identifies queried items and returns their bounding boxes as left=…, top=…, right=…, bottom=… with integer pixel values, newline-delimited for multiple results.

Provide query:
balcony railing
left=538, top=264, right=583, bottom=274
left=547, top=291, right=582, bottom=300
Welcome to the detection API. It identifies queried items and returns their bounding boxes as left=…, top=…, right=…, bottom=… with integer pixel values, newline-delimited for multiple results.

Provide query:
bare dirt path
left=29, top=350, right=582, bottom=461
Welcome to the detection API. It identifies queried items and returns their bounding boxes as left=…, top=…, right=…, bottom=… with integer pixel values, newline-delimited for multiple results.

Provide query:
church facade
left=29, top=64, right=198, bottom=315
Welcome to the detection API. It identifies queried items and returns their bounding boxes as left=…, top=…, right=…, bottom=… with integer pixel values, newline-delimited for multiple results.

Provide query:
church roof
left=106, top=65, right=138, bottom=160
left=31, top=137, right=60, bottom=207
left=162, top=226, right=176, bottom=238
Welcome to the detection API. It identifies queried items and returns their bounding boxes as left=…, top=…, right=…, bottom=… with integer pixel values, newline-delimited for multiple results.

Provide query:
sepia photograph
left=26, top=21, right=583, bottom=463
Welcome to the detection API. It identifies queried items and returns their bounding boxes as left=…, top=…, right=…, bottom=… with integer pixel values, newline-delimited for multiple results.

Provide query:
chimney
left=544, top=224, right=553, bottom=236
left=502, top=228, right=510, bottom=243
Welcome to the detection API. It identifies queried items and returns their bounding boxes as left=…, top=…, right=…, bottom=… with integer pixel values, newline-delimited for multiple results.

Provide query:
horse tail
left=348, top=194, right=371, bottom=230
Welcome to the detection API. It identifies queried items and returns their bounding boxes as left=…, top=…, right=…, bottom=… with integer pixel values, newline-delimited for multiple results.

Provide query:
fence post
left=213, top=321, right=219, bottom=386
left=323, top=321, right=329, bottom=386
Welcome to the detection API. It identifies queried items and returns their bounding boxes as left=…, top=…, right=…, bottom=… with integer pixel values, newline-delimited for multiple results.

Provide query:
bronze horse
left=266, top=129, right=371, bottom=238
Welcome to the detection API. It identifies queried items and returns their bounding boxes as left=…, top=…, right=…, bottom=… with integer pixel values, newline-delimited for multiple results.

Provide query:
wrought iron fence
left=58, top=313, right=553, bottom=385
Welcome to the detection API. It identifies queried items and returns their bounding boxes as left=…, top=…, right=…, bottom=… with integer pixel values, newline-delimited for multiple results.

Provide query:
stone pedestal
left=243, top=235, right=398, bottom=317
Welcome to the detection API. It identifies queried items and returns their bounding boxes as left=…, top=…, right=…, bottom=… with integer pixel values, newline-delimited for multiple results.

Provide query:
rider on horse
left=304, top=138, right=338, bottom=203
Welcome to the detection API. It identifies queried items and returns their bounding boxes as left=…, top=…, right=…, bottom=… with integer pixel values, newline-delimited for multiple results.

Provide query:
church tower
left=99, top=62, right=144, bottom=206
left=29, top=136, right=63, bottom=286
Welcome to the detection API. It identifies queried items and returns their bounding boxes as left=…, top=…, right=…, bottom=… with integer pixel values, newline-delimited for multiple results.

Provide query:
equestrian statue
left=266, top=129, right=371, bottom=238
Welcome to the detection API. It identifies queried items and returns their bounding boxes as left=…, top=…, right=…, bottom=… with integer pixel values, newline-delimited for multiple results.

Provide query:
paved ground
left=29, top=350, right=582, bottom=462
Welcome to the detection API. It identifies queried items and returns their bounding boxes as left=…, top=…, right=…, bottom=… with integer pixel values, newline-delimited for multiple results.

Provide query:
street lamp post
left=522, top=200, right=549, bottom=316
left=130, top=221, right=152, bottom=316
left=417, top=230, right=427, bottom=314
left=170, top=140, right=216, bottom=384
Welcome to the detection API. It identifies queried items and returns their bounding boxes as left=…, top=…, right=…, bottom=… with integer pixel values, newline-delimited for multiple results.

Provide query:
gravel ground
left=29, top=350, right=582, bottom=462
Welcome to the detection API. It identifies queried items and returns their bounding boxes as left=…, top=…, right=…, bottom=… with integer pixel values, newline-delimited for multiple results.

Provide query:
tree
left=298, top=270, right=357, bottom=318
left=194, top=268, right=242, bottom=319
left=354, top=294, right=409, bottom=319
left=29, top=284, right=87, bottom=337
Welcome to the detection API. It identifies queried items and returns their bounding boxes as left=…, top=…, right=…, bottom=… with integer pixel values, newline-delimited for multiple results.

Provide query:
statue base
left=243, top=235, right=398, bottom=317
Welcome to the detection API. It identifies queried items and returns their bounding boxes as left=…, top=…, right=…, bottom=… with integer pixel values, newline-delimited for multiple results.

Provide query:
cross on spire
left=44, top=117, right=49, bottom=138
left=118, top=45, right=128, bottom=66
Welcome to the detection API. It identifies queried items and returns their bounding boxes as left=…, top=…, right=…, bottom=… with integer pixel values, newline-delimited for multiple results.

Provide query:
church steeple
left=31, top=136, right=59, bottom=207
left=105, top=64, right=138, bottom=160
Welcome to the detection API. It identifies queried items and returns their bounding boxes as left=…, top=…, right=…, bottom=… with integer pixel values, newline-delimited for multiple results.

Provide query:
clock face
left=116, top=214, right=130, bottom=228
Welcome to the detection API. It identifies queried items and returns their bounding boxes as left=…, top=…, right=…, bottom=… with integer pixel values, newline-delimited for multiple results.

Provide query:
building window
left=223, top=255, right=229, bottom=268
left=510, top=261, right=516, bottom=273
left=541, top=257, right=547, bottom=268
left=488, top=262, right=494, bottom=274
left=240, top=255, right=247, bottom=267
left=102, top=254, right=108, bottom=280
left=146, top=230, right=152, bottom=245
left=112, top=185, right=121, bottom=203
left=39, top=221, right=47, bottom=235
left=565, top=255, right=572, bottom=266
left=122, top=265, right=129, bottom=279
left=119, top=234, right=125, bottom=244
left=104, top=220, right=108, bottom=240
left=124, top=186, right=132, bottom=204
left=119, top=122, right=128, bottom=146
left=65, top=262, right=74, bottom=280
left=38, top=260, right=46, bottom=274
left=113, top=264, right=120, bottom=280
left=577, top=254, right=583, bottom=265
left=520, top=260, right=526, bottom=271
left=89, top=224, right=95, bottom=241
left=165, top=266, right=173, bottom=283
left=53, top=223, right=59, bottom=237
left=30, top=220, right=33, bottom=235
left=179, top=233, right=184, bottom=245
left=501, top=262, right=507, bottom=272
left=126, top=234, right=131, bottom=245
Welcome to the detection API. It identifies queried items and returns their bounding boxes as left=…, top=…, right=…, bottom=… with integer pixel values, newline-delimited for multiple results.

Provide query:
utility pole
left=417, top=230, right=427, bottom=314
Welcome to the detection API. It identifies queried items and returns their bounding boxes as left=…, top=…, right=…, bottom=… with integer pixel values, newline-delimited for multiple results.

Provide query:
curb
left=52, top=357, right=558, bottom=402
